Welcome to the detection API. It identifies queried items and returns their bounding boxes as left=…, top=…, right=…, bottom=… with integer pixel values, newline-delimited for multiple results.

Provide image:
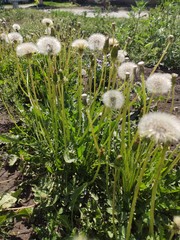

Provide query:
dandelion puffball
left=173, top=216, right=180, bottom=231
left=72, top=39, right=89, bottom=52
left=12, top=23, right=20, bottom=31
left=146, top=73, right=172, bottom=95
left=138, top=112, right=180, bottom=143
left=42, top=18, right=53, bottom=26
left=37, top=36, right=61, bottom=55
left=16, top=42, right=38, bottom=57
left=102, top=90, right=124, bottom=109
left=117, top=50, right=127, bottom=63
left=88, top=33, right=106, bottom=51
left=117, top=62, right=137, bottom=81
left=6, top=32, right=23, bottom=44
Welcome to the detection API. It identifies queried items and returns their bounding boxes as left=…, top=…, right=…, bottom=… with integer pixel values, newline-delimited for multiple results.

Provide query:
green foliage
left=0, top=3, right=179, bottom=240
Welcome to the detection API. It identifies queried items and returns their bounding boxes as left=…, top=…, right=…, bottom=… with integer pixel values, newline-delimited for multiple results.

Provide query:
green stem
left=149, top=145, right=168, bottom=236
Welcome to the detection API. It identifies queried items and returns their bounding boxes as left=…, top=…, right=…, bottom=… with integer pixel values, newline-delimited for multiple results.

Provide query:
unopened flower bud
left=103, top=37, right=109, bottom=55
left=112, top=22, right=116, bottom=32
left=111, top=44, right=119, bottom=61
left=172, top=73, right=178, bottom=85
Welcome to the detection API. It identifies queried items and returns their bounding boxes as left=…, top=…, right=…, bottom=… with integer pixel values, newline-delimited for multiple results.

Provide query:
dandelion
left=109, top=37, right=118, bottom=47
left=12, top=23, right=20, bottom=32
left=72, top=39, right=89, bottom=54
left=117, top=50, right=127, bottom=63
left=102, top=90, right=124, bottom=109
left=37, top=36, right=61, bottom=55
left=88, top=33, right=106, bottom=51
left=173, top=216, right=180, bottom=234
left=117, top=62, right=137, bottom=80
left=42, top=18, right=53, bottom=27
left=138, top=112, right=180, bottom=143
left=6, top=32, right=23, bottom=44
left=16, top=42, right=38, bottom=57
left=73, top=233, right=88, bottom=240
left=146, top=73, right=172, bottom=95
left=0, top=33, right=7, bottom=41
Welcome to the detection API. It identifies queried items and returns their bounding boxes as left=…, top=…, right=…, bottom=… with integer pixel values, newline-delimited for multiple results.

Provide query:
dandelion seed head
left=146, top=73, right=172, bottom=95
left=88, top=33, right=106, bottom=51
left=138, top=112, right=180, bottom=143
left=173, top=216, right=180, bottom=231
left=102, top=90, right=124, bottom=109
left=117, top=50, right=127, bottom=63
left=117, top=62, right=137, bottom=80
left=109, top=38, right=118, bottom=47
left=0, top=33, right=7, bottom=41
left=42, top=18, right=53, bottom=26
left=37, top=36, right=61, bottom=55
left=72, top=39, right=89, bottom=51
left=6, top=32, right=23, bottom=44
left=12, top=23, right=20, bottom=31
left=16, top=42, right=38, bottom=57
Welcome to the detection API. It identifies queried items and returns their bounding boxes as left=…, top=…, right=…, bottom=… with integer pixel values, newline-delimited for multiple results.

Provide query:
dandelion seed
left=16, top=42, right=38, bottom=57
left=117, top=50, right=127, bottom=63
left=6, top=32, right=23, bottom=44
left=37, top=36, right=61, bottom=55
left=146, top=73, right=172, bottom=95
left=12, top=23, right=20, bottom=32
left=72, top=39, right=89, bottom=54
left=102, top=90, right=124, bottom=109
left=117, top=62, right=137, bottom=80
left=138, top=112, right=180, bottom=143
left=88, top=33, right=106, bottom=51
left=42, top=18, right=53, bottom=27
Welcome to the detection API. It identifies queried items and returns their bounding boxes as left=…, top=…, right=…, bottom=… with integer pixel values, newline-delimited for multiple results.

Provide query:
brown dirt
left=0, top=67, right=179, bottom=240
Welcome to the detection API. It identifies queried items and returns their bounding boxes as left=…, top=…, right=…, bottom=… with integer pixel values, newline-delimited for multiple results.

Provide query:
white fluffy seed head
left=12, top=23, right=20, bottom=31
left=88, top=33, right=106, bottom=51
left=6, top=32, right=23, bottom=44
left=0, top=33, right=7, bottom=41
left=16, top=42, right=38, bottom=57
left=146, top=73, right=172, bottom=95
left=117, top=50, right=127, bottom=64
left=102, top=90, right=124, bottom=109
left=42, top=18, right=53, bottom=26
left=117, top=62, right=137, bottom=80
left=109, top=38, right=118, bottom=47
left=72, top=39, right=89, bottom=51
left=138, top=112, right=180, bottom=144
left=37, top=36, right=61, bottom=55
left=173, top=216, right=180, bottom=230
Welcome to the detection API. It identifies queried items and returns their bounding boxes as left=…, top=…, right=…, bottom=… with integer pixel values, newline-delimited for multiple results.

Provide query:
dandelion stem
left=149, top=144, right=168, bottom=236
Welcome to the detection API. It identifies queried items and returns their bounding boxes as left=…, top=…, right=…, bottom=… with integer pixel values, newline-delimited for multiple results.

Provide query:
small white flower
left=102, top=90, right=124, bottom=109
left=72, top=39, right=89, bottom=51
left=117, top=50, right=127, bottom=63
left=42, top=18, right=53, bottom=26
left=138, top=112, right=180, bottom=143
left=6, top=32, right=23, bottom=44
left=117, top=62, right=137, bottom=80
left=37, top=36, right=61, bottom=55
left=12, top=23, right=20, bottom=31
left=146, top=73, right=172, bottom=95
left=16, top=42, right=38, bottom=57
left=88, top=33, right=106, bottom=51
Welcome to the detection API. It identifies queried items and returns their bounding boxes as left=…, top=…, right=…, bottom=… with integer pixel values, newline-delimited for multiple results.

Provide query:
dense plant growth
left=0, top=2, right=179, bottom=239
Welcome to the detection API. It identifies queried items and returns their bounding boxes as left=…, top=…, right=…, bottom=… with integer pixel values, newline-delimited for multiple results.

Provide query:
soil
left=0, top=67, right=179, bottom=239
